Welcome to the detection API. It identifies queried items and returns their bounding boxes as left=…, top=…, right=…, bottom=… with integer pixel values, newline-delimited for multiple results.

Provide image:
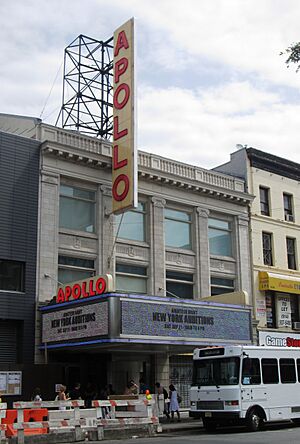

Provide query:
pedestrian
left=123, top=380, right=138, bottom=395
left=69, top=382, right=82, bottom=400
left=169, top=384, right=180, bottom=422
left=84, top=382, right=97, bottom=408
left=139, top=378, right=150, bottom=394
left=31, top=387, right=42, bottom=401
left=57, top=384, right=68, bottom=410
left=155, top=382, right=170, bottom=419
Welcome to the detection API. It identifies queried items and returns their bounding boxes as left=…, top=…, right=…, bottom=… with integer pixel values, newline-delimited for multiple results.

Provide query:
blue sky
left=1, top=0, right=300, bottom=168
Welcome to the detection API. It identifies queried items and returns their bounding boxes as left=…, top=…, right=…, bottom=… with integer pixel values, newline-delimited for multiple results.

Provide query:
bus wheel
left=202, top=418, right=217, bottom=432
left=246, top=409, right=262, bottom=432
left=292, top=418, right=300, bottom=426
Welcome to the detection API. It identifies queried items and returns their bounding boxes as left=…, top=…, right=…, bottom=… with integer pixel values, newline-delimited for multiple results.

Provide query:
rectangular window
left=165, top=209, right=192, bottom=250
left=115, top=202, right=146, bottom=242
left=261, top=358, right=279, bottom=384
left=58, top=255, right=95, bottom=285
left=59, top=185, right=96, bottom=233
left=166, top=270, right=193, bottom=299
left=210, top=277, right=234, bottom=296
left=242, top=358, right=261, bottom=385
left=283, top=193, right=294, bottom=222
left=287, top=237, right=297, bottom=270
left=262, top=232, right=273, bottom=266
left=297, top=359, right=300, bottom=382
left=116, top=263, right=147, bottom=294
left=280, top=358, right=296, bottom=383
left=0, top=260, right=25, bottom=292
left=259, top=186, right=270, bottom=216
left=208, top=218, right=232, bottom=257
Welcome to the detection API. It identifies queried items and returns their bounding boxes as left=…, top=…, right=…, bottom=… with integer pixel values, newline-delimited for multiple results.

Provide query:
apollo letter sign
left=112, top=18, right=137, bottom=214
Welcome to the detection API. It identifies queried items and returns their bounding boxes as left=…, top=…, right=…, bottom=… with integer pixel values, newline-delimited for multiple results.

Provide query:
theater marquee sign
left=41, top=293, right=252, bottom=349
left=42, top=301, right=108, bottom=343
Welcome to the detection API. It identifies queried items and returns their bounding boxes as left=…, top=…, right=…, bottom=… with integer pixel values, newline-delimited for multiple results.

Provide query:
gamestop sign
left=259, top=331, right=300, bottom=347
left=56, top=274, right=114, bottom=304
left=112, top=18, right=137, bottom=214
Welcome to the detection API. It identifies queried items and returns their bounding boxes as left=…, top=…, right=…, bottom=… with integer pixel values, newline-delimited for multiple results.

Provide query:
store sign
left=42, top=302, right=109, bottom=343
left=56, top=274, right=114, bottom=304
left=259, top=331, right=300, bottom=347
left=276, top=295, right=292, bottom=328
left=112, top=17, right=137, bottom=214
left=121, top=300, right=251, bottom=342
left=259, top=271, right=300, bottom=294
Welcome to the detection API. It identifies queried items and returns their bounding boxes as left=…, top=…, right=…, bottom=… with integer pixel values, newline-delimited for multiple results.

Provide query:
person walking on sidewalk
left=155, top=382, right=170, bottom=419
left=169, top=384, right=180, bottom=422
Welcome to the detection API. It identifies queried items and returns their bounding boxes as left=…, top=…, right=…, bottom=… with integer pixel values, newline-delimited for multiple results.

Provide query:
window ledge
left=165, top=247, right=195, bottom=256
left=116, top=238, right=150, bottom=248
left=59, top=228, right=98, bottom=239
left=210, top=255, right=236, bottom=262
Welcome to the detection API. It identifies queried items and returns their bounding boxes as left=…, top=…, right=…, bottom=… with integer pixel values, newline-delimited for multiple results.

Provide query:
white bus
left=190, top=345, right=300, bottom=432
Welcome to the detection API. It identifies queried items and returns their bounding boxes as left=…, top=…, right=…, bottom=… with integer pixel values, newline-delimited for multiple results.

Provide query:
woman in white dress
left=169, top=384, right=180, bottom=422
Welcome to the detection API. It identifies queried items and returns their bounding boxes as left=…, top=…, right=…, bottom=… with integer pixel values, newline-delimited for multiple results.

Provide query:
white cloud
left=138, top=82, right=300, bottom=168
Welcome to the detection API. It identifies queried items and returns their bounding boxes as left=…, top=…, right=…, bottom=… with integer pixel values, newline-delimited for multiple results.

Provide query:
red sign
left=56, top=274, right=114, bottom=304
left=112, top=18, right=137, bottom=214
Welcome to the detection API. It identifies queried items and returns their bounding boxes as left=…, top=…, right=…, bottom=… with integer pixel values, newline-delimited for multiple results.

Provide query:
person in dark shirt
left=69, top=382, right=82, bottom=400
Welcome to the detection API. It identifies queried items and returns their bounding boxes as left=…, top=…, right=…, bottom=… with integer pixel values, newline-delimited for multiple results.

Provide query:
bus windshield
left=192, top=357, right=240, bottom=386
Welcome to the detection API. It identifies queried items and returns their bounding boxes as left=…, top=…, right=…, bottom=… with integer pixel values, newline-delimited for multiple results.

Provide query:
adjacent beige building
left=216, top=147, right=300, bottom=347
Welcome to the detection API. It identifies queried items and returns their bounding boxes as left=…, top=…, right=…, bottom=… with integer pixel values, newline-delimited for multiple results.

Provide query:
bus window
left=297, top=359, right=300, bottom=382
left=262, top=358, right=279, bottom=384
left=280, top=358, right=296, bottom=383
left=242, top=358, right=261, bottom=385
left=192, top=357, right=240, bottom=386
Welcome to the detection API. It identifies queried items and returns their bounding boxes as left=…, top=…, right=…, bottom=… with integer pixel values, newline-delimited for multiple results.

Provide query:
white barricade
left=0, top=403, right=7, bottom=442
left=12, top=398, right=159, bottom=442
left=13, top=400, right=85, bottom=444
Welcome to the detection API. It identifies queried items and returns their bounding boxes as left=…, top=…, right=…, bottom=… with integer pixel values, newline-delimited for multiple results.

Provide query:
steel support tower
left=57, top=34, right=114, bottom=139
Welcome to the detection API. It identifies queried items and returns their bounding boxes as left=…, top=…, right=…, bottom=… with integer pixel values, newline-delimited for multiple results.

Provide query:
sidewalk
left=159, top=410, right=203, bottom=433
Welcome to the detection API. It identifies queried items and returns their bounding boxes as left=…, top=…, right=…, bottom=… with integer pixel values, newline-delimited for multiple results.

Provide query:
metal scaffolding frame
left=56, top=34, right=114, bottom=139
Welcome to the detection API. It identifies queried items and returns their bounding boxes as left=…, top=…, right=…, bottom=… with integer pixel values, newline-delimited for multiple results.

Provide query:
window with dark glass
left=283, top=193, right=294, bottom=222
left=116, top=263, right=147, bottom=294
left=166, top=270, right=193, bottom=299
left=242, top=358, right=261, bottom=385
left=296, top=359, right=300, bottom=382
left=280, top=358, right=296, bottom=383
left=115, top=202, right=146, bottom=242
left=59, top=185, right=96, bottom=233
left=261, top=358, right=279, bottom=384
left=210, top=277, right=234, bottom=296
left=286, top=237, right=297, bottom=270
left=0, top=260, right=25, bottom=292
left=259, top=186, right=270, bottom=216
left=290, top=295, right=299, bottom=326
left=164, top=209, right=192, bottom=250
left=262, top=232, right=273, bottom=266
left=58, top=256, right=95, bottom=285
left=208, top=218, right=232, bottom=257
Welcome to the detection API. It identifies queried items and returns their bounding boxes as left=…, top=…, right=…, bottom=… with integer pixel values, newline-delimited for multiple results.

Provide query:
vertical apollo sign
left=112, top=18, right=137, bottom=214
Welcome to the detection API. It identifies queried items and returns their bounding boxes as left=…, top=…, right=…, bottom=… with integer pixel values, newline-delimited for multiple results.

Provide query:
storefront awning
left=259, top=271, right=300, bottom=294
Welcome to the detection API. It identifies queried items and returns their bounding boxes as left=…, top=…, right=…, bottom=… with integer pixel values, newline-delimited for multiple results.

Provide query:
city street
left=86, top=423, right=300, bottom=444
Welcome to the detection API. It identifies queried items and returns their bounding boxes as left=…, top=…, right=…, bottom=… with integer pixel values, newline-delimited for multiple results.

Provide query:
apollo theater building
left=0, top=20, right=254, bottom=405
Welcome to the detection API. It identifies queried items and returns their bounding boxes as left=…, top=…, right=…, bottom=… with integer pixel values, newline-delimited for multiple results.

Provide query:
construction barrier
left=0, top=403, right=7, bottom=442
left=11, top=398, right=159, bottom=442
left=13, top=400, right=84, bottom=444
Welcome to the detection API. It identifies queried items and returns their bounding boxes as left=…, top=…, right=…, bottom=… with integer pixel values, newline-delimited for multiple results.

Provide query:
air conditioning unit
left=293, top=322, right=300, bottom=330
left=286, top=214, right=294, bottom=222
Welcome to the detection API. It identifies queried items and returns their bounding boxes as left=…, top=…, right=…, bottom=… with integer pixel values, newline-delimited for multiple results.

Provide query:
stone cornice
left=40, top=125, right=253, bottom=206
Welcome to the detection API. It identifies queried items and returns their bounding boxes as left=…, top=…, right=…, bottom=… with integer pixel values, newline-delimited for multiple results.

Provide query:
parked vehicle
left=190, top=345, right=300, bottom=432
